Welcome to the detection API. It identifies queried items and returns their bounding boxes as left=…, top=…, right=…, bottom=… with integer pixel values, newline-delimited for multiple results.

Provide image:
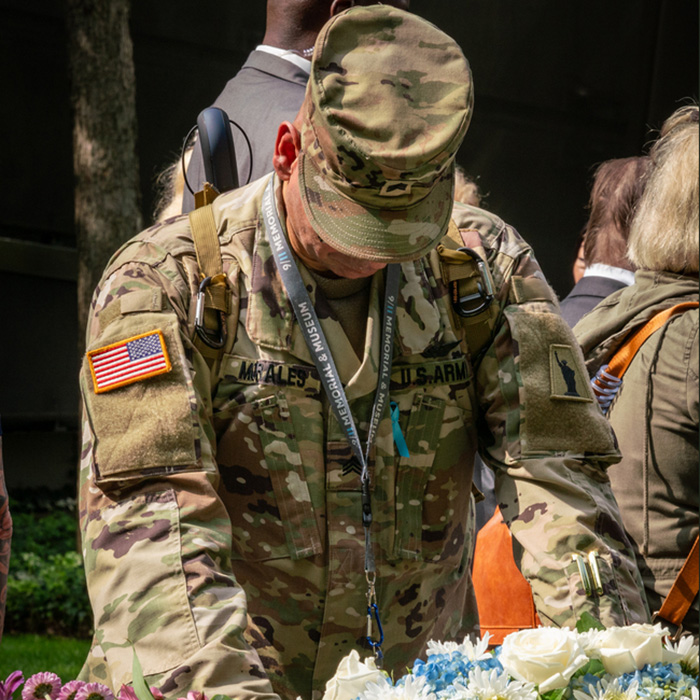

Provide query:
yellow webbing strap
left=188, top=203, right=228, bottom=314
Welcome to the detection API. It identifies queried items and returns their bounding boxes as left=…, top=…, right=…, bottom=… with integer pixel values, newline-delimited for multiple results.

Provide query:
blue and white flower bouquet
left=321, top=619, right=699, bottom=700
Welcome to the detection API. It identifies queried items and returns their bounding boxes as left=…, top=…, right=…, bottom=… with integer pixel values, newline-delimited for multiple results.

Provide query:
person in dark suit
left=181, top=0, right=410, bottom=214
left=560, top=156, right=650, bottom=328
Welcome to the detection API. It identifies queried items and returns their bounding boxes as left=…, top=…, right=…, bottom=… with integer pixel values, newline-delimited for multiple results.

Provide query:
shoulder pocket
left=81, top=312, right=200, bottom=483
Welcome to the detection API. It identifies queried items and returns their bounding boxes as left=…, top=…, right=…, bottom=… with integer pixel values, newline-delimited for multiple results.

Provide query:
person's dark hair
left=582, top=156, right=650, bottom=271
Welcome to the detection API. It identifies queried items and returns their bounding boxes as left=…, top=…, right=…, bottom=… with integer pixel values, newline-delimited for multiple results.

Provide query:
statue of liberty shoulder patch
left=549, top=344, right=592, bottom=402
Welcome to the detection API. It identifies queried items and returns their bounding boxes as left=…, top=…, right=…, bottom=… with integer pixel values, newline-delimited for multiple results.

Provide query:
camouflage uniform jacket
left=78, top=174, right=649, bottom=700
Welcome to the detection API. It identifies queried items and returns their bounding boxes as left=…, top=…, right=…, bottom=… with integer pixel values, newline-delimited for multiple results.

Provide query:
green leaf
left=573, top=658, right=606, bottom=679
left=210, top=695, right=233, bottom=700
left=132, top=646, right=157, bottom=700
left=575, top=611, right=606, bottom=633
left=540, top=688, right=568, bottom=700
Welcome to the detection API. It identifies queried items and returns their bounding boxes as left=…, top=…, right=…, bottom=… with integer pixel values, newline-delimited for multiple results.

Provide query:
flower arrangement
left=2, top=618, right=697, bottom=700
left=322, top=618, right=699, bottom=700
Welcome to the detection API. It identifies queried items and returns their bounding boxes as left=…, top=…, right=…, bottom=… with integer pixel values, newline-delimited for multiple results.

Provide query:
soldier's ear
left=273, top=121, right=301, bottom=181
left=330, top=0, right=354, bottom=15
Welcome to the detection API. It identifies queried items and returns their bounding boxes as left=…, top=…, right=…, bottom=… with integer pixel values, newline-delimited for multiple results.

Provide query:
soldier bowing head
left=272, top=3, right=473, bottom=279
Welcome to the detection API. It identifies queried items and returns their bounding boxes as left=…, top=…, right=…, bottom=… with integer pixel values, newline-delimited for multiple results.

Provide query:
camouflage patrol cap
left=298, top=4, right=473, bottom=262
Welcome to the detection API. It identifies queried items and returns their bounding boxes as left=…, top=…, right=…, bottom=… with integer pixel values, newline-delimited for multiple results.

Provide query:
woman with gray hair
left=575, top=104, right=699, bottom=636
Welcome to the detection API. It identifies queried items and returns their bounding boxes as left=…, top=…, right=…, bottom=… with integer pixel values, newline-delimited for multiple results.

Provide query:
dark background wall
left=0, top=0, right=697, bottom=492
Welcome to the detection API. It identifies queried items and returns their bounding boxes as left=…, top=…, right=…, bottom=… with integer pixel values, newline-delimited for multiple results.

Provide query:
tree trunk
left=66, top=0, right=142, bottom=354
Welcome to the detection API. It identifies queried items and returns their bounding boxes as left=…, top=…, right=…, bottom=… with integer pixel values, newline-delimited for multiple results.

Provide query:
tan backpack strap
left=592, top=301, right=699, bottom=410
left=189, top=204, right=228, bottom=313
left=188, top=203, right=229, bottom=352
left=653, top=535, right=699, bottom=639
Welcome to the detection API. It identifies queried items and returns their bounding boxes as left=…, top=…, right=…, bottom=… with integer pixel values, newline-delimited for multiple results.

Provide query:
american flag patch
left=88, top=330, right=172, bottom=394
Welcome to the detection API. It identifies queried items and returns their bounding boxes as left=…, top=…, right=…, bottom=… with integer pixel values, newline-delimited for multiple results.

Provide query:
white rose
left=322, top=650, right=385, bottom=700
left=593, top=623, right=667, bottom=675
left=499, top=627, right=589, bottom=693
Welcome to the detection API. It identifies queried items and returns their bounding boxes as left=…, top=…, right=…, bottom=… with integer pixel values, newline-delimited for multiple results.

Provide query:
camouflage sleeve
left=0, top=434, right=10, bottom=642
left=465, top=222, right=650, bottom=629
left=77, top=237, right=279, bottom=700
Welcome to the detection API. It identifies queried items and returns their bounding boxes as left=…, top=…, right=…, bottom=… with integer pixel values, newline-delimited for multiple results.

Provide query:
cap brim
left=298, top=150, right=455, bottom=263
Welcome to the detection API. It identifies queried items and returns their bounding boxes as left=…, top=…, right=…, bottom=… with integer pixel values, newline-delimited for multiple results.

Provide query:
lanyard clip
left=365, top=572, right=383, bottom=665
left=366, top=571, right=377, bottom=604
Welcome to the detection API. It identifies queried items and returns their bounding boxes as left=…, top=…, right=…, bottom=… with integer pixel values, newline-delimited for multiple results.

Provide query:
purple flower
left=73, top=685, right=114, bottom=700
left=116, top=687, right=137, bottom=700
left=57, top=682, right=86, bottom=700
left=117, top=686, right=163, bottom=700
left=177, top=693, right=207, bottom=700
left=21, top=674, right=62, bottom=700
left=0, top=671, right=25, bottom=700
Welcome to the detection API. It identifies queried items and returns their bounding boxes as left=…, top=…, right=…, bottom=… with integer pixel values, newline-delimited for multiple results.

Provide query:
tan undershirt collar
left=309, top=270, right=372, bottom=358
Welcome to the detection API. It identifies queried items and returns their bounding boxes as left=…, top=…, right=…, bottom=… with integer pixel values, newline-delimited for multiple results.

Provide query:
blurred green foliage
left=5, top=489, right=91, bottom=637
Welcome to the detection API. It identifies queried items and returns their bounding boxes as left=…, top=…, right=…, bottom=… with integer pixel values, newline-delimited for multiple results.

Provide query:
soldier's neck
left=309, top=269, right=371, bottom=359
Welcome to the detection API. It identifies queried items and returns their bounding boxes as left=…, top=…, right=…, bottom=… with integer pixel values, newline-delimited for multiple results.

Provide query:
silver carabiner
left=195, top=276, right=227, bottom=349
left=451, top=247, right=494, bottom=318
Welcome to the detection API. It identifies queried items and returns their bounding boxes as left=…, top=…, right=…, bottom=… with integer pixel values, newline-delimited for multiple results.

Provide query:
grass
left=0, top=633, right=91, bottom=683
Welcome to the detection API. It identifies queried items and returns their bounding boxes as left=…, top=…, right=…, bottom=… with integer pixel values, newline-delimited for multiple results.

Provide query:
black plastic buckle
left=451, top=247, right=494, bottom=318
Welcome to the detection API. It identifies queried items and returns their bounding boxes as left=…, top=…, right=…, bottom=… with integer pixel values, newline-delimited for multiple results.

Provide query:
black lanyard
left=262, top=179, right=400, bottom=661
